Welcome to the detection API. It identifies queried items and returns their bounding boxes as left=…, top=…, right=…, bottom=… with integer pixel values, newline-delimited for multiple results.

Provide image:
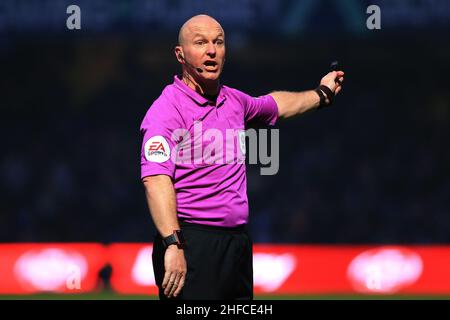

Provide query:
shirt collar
left=173, top=75, right=227, bottom=107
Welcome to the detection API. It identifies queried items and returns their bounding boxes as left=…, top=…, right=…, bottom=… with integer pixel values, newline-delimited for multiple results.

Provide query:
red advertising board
left=107, top=243, right=159, bottom=295
left=252, top=245, right=450, bottom=294
left=1, top=243, right=450, bottom=295
left=0, top=243, right=107, bottom=294
left=108, top=244, right=450, bottom=295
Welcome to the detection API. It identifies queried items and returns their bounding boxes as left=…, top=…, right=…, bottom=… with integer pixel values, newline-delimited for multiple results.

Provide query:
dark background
left=1, top=0, right=449, bottom=244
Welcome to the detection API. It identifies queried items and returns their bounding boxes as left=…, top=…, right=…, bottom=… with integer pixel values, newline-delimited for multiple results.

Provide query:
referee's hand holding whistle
left=319, top=70, right=345, bottom=105
left=163, top=241, right=187, bottom=298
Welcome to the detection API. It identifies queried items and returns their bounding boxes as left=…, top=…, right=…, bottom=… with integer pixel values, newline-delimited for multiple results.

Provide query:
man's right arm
left=143, top=174, right=179, bottom=237
left=142, top=174, right=186, bottom=298
left=271, top=71, right=345, bottom=119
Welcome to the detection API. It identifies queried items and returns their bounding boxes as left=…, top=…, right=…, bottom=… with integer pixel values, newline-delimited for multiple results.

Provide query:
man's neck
left=182, top=71, right=219, bottom=97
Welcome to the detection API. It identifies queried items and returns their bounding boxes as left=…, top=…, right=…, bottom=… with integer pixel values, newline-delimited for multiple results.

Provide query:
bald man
left=141, top=14, right=344, bottom=300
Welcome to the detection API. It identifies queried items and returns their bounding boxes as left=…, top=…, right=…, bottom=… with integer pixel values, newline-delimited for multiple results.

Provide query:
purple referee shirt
left=140, top=75, right=278, bottom=227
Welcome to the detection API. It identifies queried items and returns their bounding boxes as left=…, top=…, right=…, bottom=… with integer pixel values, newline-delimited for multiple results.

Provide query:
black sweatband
left=319, top=85, right=334, bottom=104
left=315, top=85, right=335, bottom=108
left=314, top=87, right=327, bottom=108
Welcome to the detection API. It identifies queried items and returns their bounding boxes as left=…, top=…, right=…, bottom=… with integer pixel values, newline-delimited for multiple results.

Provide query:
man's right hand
left=320, top=71, right=345, bottom=96
left=162, top=245, right=187, bottom=298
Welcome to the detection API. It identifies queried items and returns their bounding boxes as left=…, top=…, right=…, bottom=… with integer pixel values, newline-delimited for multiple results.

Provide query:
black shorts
left=152, top=220, right=253, bottom=300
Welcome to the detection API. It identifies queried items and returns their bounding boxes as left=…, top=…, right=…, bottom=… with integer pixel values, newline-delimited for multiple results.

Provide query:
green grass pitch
left=1, top=292, right=450, bottom=300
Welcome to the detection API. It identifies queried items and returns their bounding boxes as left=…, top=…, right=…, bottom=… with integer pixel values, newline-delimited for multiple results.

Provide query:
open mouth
left=203, top=60, right=218, bottom=70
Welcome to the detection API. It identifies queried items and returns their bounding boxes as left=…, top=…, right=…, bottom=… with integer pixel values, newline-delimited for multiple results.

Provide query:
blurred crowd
left=1, top=35, right=449, bottom=243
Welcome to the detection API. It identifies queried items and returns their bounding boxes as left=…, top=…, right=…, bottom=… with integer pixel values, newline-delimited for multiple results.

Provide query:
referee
left=140, top=14, right=344, bottom=300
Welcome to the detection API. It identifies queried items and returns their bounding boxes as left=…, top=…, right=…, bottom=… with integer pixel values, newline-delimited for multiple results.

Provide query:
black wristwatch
left=162, top=230, right=185, bottom=249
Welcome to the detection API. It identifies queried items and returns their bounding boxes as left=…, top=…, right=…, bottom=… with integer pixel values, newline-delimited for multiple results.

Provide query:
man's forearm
left=270, top=90, right=320, bottom=119
left=142, top=175, right=179, bottom=238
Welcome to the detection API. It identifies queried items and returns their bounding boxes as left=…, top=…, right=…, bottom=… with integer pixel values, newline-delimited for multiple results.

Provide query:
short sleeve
left=140, top=99, right=183, bottom=180
left=243, top=93, right=279, bottom=127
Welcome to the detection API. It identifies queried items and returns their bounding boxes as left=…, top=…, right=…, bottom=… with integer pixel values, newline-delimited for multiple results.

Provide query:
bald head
left=175, top=14, right=226, bottom=88
left=178, top=14, right=224, bottom=45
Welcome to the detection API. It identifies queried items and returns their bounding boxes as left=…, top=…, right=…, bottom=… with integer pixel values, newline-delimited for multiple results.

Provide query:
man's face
left=177, top=18, right=225, bottom=83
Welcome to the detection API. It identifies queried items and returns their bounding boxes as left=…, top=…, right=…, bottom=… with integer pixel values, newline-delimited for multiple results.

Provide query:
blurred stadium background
left=1, top=0, right=450, bottom=299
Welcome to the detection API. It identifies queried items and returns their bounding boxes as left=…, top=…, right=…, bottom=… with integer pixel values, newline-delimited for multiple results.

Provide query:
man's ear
left=175, top=46, right=184, bottom=64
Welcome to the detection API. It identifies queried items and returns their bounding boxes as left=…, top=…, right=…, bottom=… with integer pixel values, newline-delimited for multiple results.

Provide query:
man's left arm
left=270, top=71, right=345, bottom=119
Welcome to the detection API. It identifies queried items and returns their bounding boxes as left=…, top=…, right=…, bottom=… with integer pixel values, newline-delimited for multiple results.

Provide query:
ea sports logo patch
left=144, top=136, right=170, bottom=163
